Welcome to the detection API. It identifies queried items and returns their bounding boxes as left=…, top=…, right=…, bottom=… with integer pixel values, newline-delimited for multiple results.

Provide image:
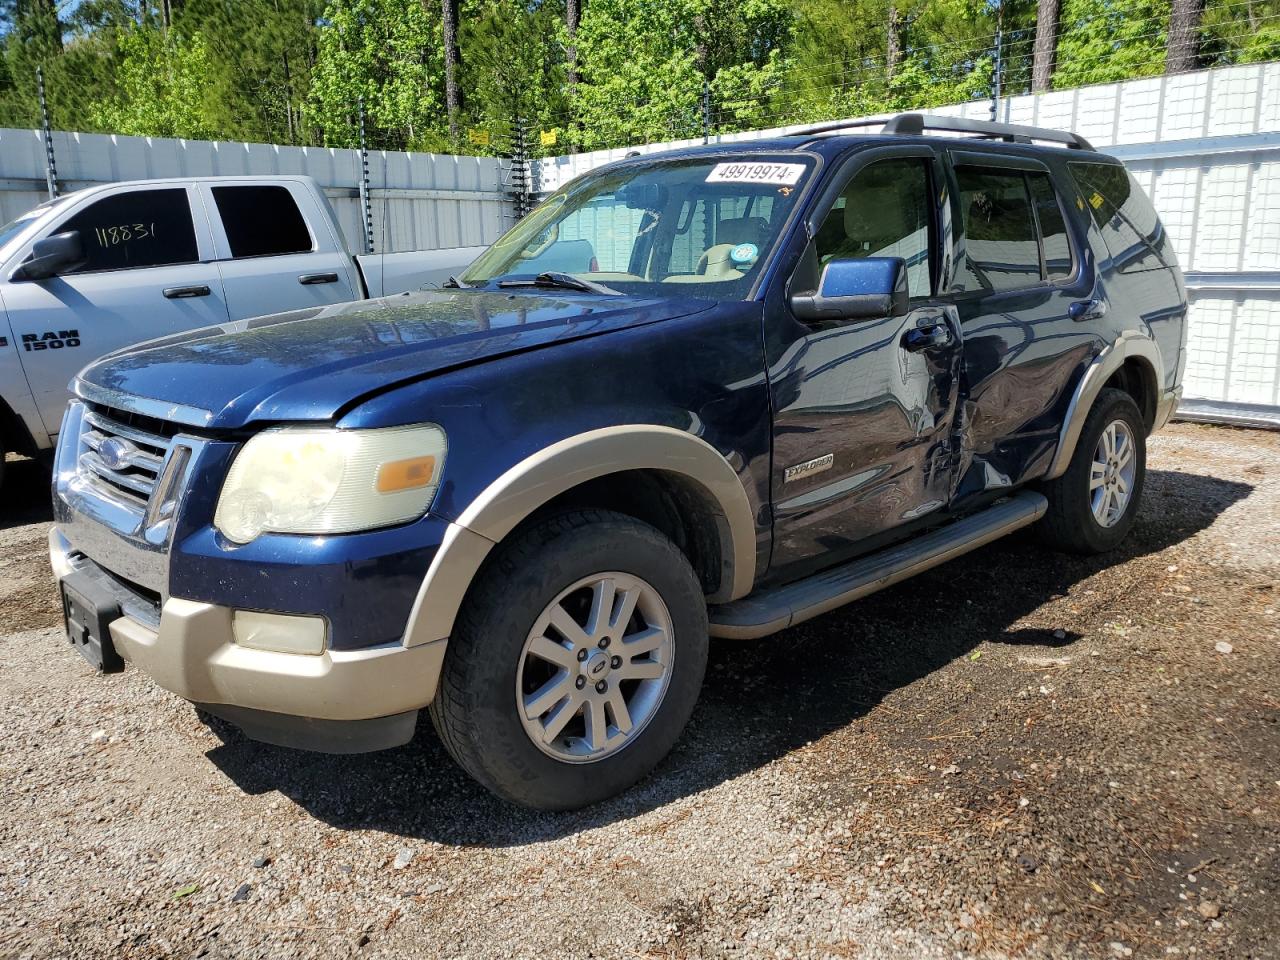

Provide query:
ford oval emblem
left=98, top=437, right=136, bottom=472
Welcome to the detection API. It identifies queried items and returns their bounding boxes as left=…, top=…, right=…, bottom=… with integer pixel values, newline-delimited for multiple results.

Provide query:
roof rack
left=784, top=112, right=1095, bottom=151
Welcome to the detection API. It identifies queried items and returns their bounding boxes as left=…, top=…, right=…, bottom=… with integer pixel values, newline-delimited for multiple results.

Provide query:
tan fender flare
left=402, top=426, right=757, bottom=648
left=1044, top=332, right=1165, bottom=481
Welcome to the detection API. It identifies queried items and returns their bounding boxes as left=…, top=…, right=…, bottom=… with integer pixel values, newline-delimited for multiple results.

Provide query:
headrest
left=717, top=216, right=769, bottom=248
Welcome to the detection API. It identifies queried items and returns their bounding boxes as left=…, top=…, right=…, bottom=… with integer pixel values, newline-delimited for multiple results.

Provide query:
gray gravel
left=1, top=422, right=1278, bottom=959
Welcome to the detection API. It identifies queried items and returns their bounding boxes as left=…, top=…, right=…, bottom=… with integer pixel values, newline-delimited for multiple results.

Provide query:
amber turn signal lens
left=375, top=455, right=436, bottom=493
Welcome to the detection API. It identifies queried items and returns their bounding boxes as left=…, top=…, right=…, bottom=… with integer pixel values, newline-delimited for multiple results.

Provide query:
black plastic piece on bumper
left=196, top=703, right=418, bottom=754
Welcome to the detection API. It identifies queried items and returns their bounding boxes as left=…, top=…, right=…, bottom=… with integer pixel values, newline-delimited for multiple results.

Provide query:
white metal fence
left=0, top=128, right=512, bottom=254
left=538, top=63, right=1280, bottom=420
left=1, top=62, right=1277, bottom=420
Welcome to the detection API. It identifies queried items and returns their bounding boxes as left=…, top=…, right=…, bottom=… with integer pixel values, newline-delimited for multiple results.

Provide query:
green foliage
left=306, top=0, right=441, bottom=150
left=89, top=25, right=219, bottom=139
left=0, top=0, right=1275, bottom=153
left=1054, top=0, right=1169, bottom=88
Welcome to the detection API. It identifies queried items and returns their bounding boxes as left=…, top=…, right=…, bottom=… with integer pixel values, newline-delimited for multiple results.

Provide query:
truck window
left=955, top=168, right=1042, bottom=293
left=58, top=189, right=198, bottom=273
left=212, top=185, right=313, bottom=259
left=1028, top=173, right=1073, bottom=281
left=1068, top=161, right=1170, bottom=274
left=813, top=158, right=934, bottom=299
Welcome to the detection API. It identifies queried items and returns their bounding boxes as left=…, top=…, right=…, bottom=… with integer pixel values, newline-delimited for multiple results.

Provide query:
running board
left=708, top=491, right=1048, bottom=639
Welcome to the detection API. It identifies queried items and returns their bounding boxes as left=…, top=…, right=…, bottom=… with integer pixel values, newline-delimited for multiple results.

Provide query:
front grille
left=78, top=405, right=179, bottom=508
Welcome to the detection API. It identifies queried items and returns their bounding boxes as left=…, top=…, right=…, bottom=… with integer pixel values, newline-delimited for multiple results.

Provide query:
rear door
left=765, top=146, right=964, bottom=580
left=1, top=184, right=229, bottom=439
left=199, top=181, right=358, bottom=320
left=942, top=151, right=1097, bottom=502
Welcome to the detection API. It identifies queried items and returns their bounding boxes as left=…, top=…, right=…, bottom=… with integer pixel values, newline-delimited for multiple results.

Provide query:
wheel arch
left=401, top=426, right=757, bottom=648
left=1045, top=333, right=1163, bottom=481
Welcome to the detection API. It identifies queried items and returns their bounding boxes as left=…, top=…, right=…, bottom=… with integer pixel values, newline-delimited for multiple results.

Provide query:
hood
left=76, top=289, right=713, bottom=429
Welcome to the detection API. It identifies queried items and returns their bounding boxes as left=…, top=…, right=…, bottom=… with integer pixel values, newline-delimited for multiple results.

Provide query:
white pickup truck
left=0, top=175, right=485, bottom=474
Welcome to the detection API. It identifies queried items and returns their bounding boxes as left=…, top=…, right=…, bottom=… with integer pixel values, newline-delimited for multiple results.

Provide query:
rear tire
left=1038, top=387, right=1146, bottom=554
left=429, top=509, right=708, bottom=810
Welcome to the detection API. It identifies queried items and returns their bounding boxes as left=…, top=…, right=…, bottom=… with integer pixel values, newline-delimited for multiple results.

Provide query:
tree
left=565, top=0, right=580, bottom=86
left=462, top=0, right=566, bottom=145
left=1166, top=0, right=1205, bottom=73
left=89, top=24, right=220, bottom=139
left=439, top=0, right=463, bottom=143
left=1032, top=0, right=1060, bottom=91
left=307, top=0, right=443, bottom=149
left=1054, top=0, right=1167, bottom=87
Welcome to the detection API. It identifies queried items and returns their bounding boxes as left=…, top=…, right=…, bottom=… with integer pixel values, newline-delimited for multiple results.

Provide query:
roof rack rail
left=784, top=112, right=1095, bottom=151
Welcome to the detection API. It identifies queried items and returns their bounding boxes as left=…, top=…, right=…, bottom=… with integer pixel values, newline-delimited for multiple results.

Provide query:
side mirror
left=789, top=256, right=909, bottom=323
left=11, top=231, right=85, bottom=282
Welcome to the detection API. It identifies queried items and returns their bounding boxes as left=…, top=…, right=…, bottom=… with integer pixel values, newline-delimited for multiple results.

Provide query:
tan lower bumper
left=109, top=599, right=447, bottom=722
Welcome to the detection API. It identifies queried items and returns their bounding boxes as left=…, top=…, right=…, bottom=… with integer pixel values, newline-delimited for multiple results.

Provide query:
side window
left=955, top=168, right=1041, bottom=293
left=812, top=158, right=933, bottom=299
left=58, top=189, right=198, bottom=273
left=1028, top=173, right=1073, bottom=281
left=212, top=185, right=313, bottom=259
left=1069, top=161, right=1168, bottom=273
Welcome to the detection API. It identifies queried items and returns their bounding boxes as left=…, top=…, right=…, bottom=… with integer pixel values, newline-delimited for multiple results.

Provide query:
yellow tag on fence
left=540, top=129, right=558, bottom=146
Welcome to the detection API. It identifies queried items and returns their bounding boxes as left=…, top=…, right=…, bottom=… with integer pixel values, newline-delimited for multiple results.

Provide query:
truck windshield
left=461, top=156, right=814, bottom=300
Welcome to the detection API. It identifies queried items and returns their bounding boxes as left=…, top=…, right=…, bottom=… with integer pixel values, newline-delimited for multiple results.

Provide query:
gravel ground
left=1, top=422, right=1277, bottom=960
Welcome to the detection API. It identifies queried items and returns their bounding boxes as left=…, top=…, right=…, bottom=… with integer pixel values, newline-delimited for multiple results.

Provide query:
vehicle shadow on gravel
left=205, top=467, right=1252, bottom=844
left=0, top=456, right=52, bottom=529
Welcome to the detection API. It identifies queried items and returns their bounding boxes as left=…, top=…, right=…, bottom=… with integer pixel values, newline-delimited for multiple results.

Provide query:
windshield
left=0, top=196, right=70, bottom=254
left=462, top=155, right=815, bottom=300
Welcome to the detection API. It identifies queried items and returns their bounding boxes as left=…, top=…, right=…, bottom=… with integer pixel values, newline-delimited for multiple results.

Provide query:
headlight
left=214, top=424, right=447, bottom=544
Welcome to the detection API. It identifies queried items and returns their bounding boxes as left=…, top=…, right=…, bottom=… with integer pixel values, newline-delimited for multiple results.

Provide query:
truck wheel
left=1039, top=387, right=1146, bottom=554
left=429, top=509, right=708, bottom=810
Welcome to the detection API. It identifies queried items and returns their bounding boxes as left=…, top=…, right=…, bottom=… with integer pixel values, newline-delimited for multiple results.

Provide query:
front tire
left=1038, top=387, right=1146, bottom=554
left=429, top=509, right=708, bottom=810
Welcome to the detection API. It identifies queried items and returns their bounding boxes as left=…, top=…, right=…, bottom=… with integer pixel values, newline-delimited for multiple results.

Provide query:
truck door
left=199, top=181, right=359, bottom=320
left=942, top=151, right=1096, bottom=503
left=2, top=184, right=229, bottom=441
left=765, top=148, right=963, bottom=582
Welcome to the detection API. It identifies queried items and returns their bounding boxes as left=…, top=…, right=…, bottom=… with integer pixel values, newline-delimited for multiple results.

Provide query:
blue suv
left=50, top=114, right=1186, bottom=809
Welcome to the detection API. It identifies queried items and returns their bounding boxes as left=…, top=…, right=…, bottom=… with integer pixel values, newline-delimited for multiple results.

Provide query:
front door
left=765, top=149, right=963, bottom=580
left=4, top=185, right=229, bottom=439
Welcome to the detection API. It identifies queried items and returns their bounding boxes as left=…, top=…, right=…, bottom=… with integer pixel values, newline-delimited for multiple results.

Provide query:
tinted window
left=955, top=168, right=1041, bottom=293
left=212, top=185, right=312, bottom=258
left=1069, top=161, right=1168, bottom=273
left=813, top=158, right=933, bottom=298
left=59, top=189, right=198, bottom=273
left=1028, top=173, right=1073, bottom=280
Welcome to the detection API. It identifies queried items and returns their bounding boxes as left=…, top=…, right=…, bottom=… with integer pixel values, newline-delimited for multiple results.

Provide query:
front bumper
left=51, top=529, right=447, bottom=751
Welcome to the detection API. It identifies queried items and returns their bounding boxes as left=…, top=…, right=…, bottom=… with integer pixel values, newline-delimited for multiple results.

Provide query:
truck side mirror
left=789, top=256, right=909, bottom=323
left=11, top=231, right=85, bottom=282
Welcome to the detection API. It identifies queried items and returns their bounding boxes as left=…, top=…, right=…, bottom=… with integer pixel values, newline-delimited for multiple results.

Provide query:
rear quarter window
left=1068, top=161, right=1173, bottom=274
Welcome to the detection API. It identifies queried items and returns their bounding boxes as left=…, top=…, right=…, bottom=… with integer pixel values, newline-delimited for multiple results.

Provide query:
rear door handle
left=299, top=272, right=340, bottom=285
left=1069, top=298, right=1108, bottom=322
left=901, top=323, right=952, bottom=353
left=162, top=285, right=211, bottom=299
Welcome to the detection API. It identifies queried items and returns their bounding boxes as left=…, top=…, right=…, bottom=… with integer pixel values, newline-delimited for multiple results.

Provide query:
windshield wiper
left=496, top=272, right=619, bottom=295
left=442, top=275, right=471, bottom=289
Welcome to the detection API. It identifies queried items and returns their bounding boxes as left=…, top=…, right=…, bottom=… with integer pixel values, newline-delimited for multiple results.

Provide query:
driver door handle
left=163, top=285, right=211, bottom=299
left=299, top=272, right=340, bottom=285
left=901, top=322, right=952, bottom=353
